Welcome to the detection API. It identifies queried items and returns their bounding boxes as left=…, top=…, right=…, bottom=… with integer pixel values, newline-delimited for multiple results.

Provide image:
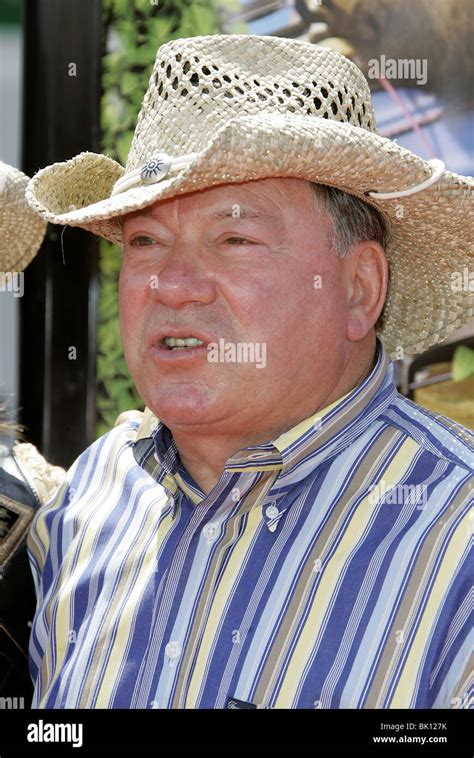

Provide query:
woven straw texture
left=25, top=34, right=474, bottom=356
left=1, top=161, right=46, bottom=272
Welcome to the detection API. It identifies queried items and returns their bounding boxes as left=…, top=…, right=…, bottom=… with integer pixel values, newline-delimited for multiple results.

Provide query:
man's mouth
left=163, top=336, right=205, bottom=351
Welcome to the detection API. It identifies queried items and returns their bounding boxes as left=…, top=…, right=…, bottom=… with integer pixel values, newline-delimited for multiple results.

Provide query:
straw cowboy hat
left=0, top=161, right=46, bottom=272
left=25, top=34, right=473, bottom=356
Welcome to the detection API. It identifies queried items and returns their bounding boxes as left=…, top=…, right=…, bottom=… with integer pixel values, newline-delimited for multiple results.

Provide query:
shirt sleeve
left=26, top=475, right=71, bottom=601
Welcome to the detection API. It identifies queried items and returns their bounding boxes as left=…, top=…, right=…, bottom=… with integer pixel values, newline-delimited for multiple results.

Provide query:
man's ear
left=345, top=241, right=388, bottom=342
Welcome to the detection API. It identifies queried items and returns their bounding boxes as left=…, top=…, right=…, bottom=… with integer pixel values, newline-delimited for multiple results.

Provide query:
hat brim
left=25, top=113, right=474, bottom=355
left=0, top=162, right=47, bottom=272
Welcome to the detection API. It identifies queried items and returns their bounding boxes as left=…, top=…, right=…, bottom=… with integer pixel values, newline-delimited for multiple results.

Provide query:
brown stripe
left=450, top=656, right=473, bottom=708
left=364, top=479, right=472, bottom=708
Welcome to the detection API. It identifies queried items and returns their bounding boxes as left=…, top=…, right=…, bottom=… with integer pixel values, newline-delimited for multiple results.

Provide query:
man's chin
left=140, top=383, right=225, bottom=428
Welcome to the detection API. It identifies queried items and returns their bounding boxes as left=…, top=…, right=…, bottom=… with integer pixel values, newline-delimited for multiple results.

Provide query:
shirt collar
left=133, top=340, right=396, bottom=497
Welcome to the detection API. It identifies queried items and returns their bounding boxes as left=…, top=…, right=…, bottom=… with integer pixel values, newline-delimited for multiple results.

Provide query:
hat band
left=110, top=152, right=199, bottom=197
left=367, top=159, right=445, bottom=200
left=111, top=154, right=445, bottom=201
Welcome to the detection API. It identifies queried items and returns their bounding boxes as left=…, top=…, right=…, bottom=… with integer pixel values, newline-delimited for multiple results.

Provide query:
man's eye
left=224, top=237, right=250, bottom=244
left=129, top=235, right=157, bottom=246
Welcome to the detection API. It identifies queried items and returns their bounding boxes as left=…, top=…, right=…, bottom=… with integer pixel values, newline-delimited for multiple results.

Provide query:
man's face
left=119, top=177, right=351, bottom=437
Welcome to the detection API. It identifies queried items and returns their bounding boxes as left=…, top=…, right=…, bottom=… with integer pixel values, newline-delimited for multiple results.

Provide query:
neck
left=170, top=344, right=377, bottom=496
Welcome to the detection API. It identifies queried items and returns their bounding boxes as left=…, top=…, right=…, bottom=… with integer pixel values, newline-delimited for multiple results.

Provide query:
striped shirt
left=27, top=343, right=473, bottom=709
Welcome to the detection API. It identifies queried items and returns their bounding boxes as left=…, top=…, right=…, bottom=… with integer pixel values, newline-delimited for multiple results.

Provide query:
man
left=25, top=35, right=472, bottom=709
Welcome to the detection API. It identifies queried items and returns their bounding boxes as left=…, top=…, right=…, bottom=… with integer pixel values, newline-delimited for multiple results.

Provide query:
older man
left=26, top=35, right=472, bottom=709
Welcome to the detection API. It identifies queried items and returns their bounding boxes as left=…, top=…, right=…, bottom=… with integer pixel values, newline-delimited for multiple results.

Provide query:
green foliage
left=96, top=0, right=221, bottom=436
left=452, top=345, right=474, bottom=382
left=0, top=0, right=21, bottom=25
left=96, top=240, right=141, bottom=438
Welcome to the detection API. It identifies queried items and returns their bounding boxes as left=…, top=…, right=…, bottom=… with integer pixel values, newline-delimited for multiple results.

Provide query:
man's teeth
left=164, top=337, right=204, bottom=350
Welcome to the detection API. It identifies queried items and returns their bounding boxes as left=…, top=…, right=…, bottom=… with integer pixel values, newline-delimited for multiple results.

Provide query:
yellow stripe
left=273, top=438, right=420, bottom=707
left=185, top=505, right=263, bottom=708
left=174, top=472, right=202, bottom=505
left=136, top=407, right=159, bottom=441
left=273, top=391, right=350, bottom=453
left=95, top=500, right=175, bottom=707
left=27, top=516, right=48, bottom=573
left=28, top=480, right=70, bottom=570
left=389, top=511, right=471, bottom=708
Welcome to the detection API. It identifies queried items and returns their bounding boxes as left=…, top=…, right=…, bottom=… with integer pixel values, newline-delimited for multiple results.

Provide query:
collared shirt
left=27, top=344, right=473, bottom=709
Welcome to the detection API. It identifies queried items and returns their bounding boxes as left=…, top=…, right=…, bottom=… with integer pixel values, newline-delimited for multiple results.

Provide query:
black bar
left=0, top=708, right=471, bottom=755
left=20, top=0, right=102, bottom=468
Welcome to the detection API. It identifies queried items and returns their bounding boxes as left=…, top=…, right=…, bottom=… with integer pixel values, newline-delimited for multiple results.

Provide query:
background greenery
left=0, top=0, right=21, bottom=25
left=97, top=0, right=224, bottom=436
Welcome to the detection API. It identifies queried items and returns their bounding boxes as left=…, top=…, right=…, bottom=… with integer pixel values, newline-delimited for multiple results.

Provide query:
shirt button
left=202, top=522, right=220, bottom=541
left=165, top=641, right=182, bottom=659
left=265, top=505, right=280, bottom=519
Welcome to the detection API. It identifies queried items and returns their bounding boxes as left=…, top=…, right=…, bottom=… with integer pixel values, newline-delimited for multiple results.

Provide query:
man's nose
left=151, top=242, right=216, bottom=308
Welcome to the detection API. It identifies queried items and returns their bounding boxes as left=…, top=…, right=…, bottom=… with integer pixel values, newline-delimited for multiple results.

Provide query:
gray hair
left=309, top=182, right=389, bottom=258
left=310, top=182, right=390, bottom=328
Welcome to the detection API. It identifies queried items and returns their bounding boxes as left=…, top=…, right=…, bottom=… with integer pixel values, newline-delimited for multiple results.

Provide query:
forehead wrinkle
left=211, top=207, right=289, bottom=245
left=122, top=200, right=286, bottom=233
left=212, top=207, right=270, bottom=219
left=123, top=206, right=272, bottom=222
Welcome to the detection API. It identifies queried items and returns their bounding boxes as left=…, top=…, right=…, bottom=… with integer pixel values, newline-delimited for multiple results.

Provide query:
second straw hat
left=0, top=161, right=46, bottom=273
